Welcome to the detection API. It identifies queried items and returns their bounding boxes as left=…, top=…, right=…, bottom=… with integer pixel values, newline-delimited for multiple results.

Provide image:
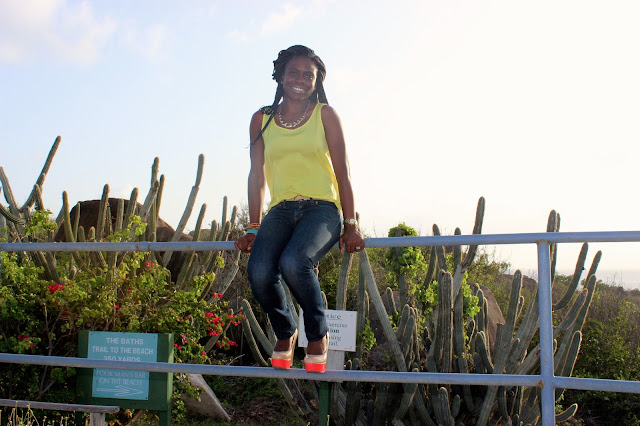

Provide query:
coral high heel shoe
left=271, top=329, right=298, bottom=370
left=304, top=333, right=329, bottom=373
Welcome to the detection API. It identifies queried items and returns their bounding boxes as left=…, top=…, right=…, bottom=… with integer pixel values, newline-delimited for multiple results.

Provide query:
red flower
left=48, top=283, right=64, bottom=295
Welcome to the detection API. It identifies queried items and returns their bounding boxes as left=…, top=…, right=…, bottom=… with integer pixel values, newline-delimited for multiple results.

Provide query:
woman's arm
left=235, top=111, right=266, bottom=253
left=248, top=111, right=267, bottom=224
left=322, top=105, right=365, bottom=253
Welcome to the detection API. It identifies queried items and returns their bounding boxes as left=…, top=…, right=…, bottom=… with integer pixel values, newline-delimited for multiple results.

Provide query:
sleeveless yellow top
left=262, top=103, right=341, bottom=211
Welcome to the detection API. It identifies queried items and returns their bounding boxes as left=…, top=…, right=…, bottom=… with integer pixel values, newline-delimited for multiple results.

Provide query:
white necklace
left=278, top=100, right=311, bottom=128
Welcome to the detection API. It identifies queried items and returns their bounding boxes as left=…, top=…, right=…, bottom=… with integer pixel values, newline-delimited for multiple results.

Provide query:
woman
left=235, top=45, right=364, bottom=373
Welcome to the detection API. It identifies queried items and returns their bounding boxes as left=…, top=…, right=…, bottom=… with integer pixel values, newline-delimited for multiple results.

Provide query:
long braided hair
left=252, top=45, right=328, bottom=145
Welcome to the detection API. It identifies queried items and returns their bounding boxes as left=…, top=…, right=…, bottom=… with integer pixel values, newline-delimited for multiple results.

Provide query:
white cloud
left=260, top=3, right=303, bottom=35
left=225, top=29, right=250, bottom=43
left=0, top=0, right=116, bottom=65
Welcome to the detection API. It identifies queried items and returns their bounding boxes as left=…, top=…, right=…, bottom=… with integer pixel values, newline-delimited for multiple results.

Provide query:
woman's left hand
left=339, top=226, right=365, bottom=253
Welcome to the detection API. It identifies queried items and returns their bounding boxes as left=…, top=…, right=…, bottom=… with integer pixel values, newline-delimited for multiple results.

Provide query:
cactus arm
left=176, top=203, right=206, bottom=288
left=569, top=275, right=597, bottom=336
left=344, top=358, right=362, bottom=425
left=460, top=196, right=484, bottom=269
left=475, top=332, right=494, bottom=373
left=32, top=184, right=44, bottom=211
left=585, top=251, right=602, bottom=285
left=480, top=277, right=527, bottom=426
left=220, top=195, right=228, bottom=233
left=497, top=386, right=510, bottom=420
left=18, top=136, right=60, bottom=210
left=453, top=227, right=462, bottom=270
left=104, top=200, right=123, bottom=285
left=475, top=288, right=486, bottom=333
left=0, top=200, right=24, bottom=224
left=385, top=287, right=397, bottom=319
left=400, top=314, right=416, bottom=365
left=139, top=181, right=159, bottom=223
left=547, top=210, right=560, bottom=280
left=396, top=304, right=410, bottom=339
left=554, top=290, right=587, bottom=336
left=555, top=403, right=578, bottom=423
left=95, top=185, right=109, bottom=241
left=162, top=154, right=204, bottom=265
left=436, top=271, right=454, bottom=372
left=0, top=167, right=20, bottom=212
left=432, top=225, right=447, bottom=272
left=62, top=192, right=75, bottom=242
left=240, top=299, right=274, bottom=354
left=394, top=367, right=419, bottom=421
left=436, top=387, right=454, bottom=426
left=155, top=174, right=165, bottom=222
left=451, top=394, right=461, bottom=417
left=453, top=284, right=474, bottom=411
left=213, top=251, right=240, bottom=297
left=423, top=246, right=437, bottom=290
left=123, top=187, right=138, bottom=230
left=336, top=251, right=353, bottom=309
left=492, top=271, right=523, bottom=373
left=553, top=243, right=588, bottom=310
left=240, top=314, right=269, bottom=367
left=372, top=383, right=391, bottom=426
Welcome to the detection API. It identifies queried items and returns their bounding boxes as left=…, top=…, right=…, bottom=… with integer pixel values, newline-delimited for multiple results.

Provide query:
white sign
left=298, top=309, right=357, bottom=352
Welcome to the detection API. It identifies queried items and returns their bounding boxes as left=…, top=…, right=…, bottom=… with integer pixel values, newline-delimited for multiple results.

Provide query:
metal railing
left=2, top=231, right=640, bottom=425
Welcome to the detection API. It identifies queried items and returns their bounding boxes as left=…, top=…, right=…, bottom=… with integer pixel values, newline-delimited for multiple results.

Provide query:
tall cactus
left=318, top=197, right=599, bottom=425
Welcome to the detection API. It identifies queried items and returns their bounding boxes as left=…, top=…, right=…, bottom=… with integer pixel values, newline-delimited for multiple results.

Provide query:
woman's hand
left=234, top=233, right=256, bottom=253
left=339, top=226, right=365, bottom=253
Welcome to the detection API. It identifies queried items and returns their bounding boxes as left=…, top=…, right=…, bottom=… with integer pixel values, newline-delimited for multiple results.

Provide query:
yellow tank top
left=262, top=103, right=341, bottom=211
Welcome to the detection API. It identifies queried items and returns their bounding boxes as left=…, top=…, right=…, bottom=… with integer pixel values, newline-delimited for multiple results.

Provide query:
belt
left=286, top=195, right=313, bottom=201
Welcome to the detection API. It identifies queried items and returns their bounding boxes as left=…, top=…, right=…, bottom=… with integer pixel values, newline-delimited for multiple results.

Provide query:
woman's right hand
left=234, top=233, right=256, bottom=253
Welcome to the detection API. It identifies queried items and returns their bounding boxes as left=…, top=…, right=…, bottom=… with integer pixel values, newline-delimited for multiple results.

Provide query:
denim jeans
left=247, top=199, right=341, bottom=342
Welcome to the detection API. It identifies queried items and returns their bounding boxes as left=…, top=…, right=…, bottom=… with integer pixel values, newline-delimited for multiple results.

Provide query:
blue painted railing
left=2, top=231, right=640, bottom=425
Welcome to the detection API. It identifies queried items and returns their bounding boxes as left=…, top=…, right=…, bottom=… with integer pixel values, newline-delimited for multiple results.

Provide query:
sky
left=2, top=1, right=640, bottom=287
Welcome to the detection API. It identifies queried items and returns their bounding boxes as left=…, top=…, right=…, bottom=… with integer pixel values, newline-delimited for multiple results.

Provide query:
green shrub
left=0, top=210, right=244, bottom=418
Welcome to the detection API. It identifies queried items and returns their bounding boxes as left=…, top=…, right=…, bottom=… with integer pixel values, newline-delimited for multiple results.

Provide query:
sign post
left=299, top=309, right=357, bottom=426
left=77, top=331, right=173, bottom=425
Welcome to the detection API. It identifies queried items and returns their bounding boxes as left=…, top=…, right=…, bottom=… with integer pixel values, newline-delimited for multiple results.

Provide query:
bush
left=0, top=210, right=244, bottom=421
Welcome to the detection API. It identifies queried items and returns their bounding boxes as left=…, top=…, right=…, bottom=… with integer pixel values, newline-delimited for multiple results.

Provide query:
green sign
left=88, top=332, right=157, bottom=400
left=78, top=331, right=173, bottom=425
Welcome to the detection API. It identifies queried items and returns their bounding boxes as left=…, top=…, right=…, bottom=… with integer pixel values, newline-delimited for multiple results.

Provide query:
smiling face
left=281, top=56, right=318, bottom=102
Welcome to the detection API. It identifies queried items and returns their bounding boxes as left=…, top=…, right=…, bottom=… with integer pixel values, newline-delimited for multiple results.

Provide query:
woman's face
left=281, top=56, right=318, bottom=101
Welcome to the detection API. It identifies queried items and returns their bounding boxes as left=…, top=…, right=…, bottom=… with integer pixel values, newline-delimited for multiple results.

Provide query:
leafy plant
left=0, top=209, right=244, bottom=420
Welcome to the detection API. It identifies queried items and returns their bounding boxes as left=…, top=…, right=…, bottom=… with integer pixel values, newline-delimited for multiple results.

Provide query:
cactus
left=317, top=197, right=598, bottom=426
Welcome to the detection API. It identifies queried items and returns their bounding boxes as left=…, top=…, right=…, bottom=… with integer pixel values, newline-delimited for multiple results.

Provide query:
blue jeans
left=247, top=199, right=341, bottom=342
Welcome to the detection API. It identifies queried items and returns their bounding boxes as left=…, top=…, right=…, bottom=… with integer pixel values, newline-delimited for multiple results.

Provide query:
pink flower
left=205, top=312, right=214, bottom=318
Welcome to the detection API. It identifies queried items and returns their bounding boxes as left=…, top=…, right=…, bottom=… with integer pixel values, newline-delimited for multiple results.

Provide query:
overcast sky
left=2, top=1, right=640, bottom=286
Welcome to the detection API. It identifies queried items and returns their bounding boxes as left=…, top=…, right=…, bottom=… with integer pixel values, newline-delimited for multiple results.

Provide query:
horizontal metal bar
left=0, top=398, right=119, bottom=413
left=553, top=376, right=640, bottom=394
left=4, top=353, right=639, bottom=392
left=2, top=231, right=640, bottom=253
left=0, top=353, right=540, bottom=386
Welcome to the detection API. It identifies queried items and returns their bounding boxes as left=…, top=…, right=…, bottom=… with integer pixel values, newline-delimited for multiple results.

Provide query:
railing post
left=318, top=381, right=330, bottom=426
left=537, top=241, right=556, bottom=425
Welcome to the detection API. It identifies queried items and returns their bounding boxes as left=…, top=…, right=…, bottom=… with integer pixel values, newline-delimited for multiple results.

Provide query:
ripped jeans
left=247, top=199, right=341, bottom=342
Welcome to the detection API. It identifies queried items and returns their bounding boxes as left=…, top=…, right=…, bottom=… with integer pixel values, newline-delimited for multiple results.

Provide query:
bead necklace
left=278, top=99, right=311, bottom=128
